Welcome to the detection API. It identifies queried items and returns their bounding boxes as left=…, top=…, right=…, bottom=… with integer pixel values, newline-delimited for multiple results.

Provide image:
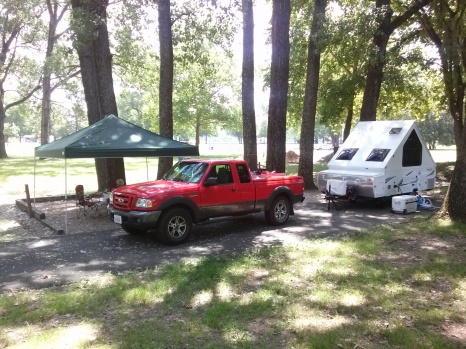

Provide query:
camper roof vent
left=336, top=148, right=358, bottom=160
left=389, top=127, right=402, bottom=134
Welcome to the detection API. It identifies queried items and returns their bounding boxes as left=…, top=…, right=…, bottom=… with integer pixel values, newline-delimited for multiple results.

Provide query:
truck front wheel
left=265, top=196, right=291, bottom=225
left=157, top=207, right=192, bottom=245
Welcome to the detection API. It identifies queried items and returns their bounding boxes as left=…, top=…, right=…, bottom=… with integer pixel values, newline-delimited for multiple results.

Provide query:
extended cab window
left=206, top=165, right=234, bottom=185
left=366, top=149, right=390, bottom=162
left=336, top=148, right=358, bottom=160
left=236, top=164, right=251, bottom=183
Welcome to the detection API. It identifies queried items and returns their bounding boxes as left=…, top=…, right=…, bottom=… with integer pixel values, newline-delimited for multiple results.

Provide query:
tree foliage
left=418, top=111, right=455, bottom=149
left=359, top=0, right=431, bottom=121
left=173, top=52, right=240, bottom=146
left=0, top=0, right=43, bottom=157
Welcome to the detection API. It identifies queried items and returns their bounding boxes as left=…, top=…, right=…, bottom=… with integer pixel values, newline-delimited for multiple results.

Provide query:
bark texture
left=298, top=0, right=327, bottom=190
left=156, top=0, right=175, bottom=179
left=266, top=0, right=291, bottom=172
left=71, top=0, right=125, bottom=191
left=419, top=0, right=466, bottom=221
left=41, top=1, right=59, bottom=145
left=242, top=0, right=257, bottom=170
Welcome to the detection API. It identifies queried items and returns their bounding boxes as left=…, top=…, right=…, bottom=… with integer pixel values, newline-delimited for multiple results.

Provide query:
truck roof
left=180, top=158, right=247, bottom=165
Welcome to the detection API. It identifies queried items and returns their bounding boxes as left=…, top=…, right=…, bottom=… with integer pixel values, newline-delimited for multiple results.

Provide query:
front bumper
left=108, top=205, right=162, bottom=228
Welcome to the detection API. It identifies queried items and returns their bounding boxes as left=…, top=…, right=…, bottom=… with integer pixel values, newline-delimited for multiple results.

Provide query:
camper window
left=336, top=148, right=358, bottom=160
left=366, top=148, right=390, bottom=162
left=402, top=130, right=423, bottom=167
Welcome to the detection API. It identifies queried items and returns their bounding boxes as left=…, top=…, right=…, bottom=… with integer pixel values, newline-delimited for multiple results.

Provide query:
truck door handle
left=232, top=187, right=237, bottom=192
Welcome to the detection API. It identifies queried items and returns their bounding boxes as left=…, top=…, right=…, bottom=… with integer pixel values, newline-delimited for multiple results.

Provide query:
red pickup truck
left=108, top=159, right=305, bottom=244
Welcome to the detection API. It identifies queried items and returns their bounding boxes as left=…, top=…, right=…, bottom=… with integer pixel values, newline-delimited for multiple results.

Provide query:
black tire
left=156, top=207, right=192, bottom=245
left=121, top=224, right=146, bottom=235
left=265, top=196, right=291, bottom=225
left=403, top=209, right=407, bottom=215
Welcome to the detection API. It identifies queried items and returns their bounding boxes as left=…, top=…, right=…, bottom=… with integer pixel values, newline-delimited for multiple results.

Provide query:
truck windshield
left=163, top=162, right=208, bottom=183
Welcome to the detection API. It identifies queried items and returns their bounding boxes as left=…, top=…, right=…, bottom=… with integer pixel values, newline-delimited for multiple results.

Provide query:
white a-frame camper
left=317, top=120, right=436, bottom=199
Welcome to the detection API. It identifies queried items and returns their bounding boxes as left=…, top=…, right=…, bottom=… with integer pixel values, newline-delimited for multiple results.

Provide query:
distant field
left=429, top=146, right=457, bottom=162
left=1, top=142, right=456, bottom=198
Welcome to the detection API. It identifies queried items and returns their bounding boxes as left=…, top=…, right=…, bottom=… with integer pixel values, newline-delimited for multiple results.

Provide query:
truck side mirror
left=203, top=177, right=218, bottom=187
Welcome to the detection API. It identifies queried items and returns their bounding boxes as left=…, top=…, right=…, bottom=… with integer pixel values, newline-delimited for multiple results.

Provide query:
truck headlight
left=135, top=198, right=153, bottom=208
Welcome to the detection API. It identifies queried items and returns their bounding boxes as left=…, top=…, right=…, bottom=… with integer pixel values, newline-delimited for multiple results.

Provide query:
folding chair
left=75, top=185, right=101, bottom=218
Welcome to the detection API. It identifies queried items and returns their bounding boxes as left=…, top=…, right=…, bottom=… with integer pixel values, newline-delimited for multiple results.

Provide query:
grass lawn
left=0, top=144, right=327, bottom=198
left=0, top=216, right=465, bottom=348
left=0, top=144, right=463, bottom=348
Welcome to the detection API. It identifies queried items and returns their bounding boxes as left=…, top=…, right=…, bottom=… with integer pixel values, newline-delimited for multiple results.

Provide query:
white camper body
left=317, top=121, right=436, bottom=199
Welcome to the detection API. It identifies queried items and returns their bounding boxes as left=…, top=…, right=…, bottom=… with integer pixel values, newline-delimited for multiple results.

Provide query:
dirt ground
left=0, top=185, right=447, bottom=243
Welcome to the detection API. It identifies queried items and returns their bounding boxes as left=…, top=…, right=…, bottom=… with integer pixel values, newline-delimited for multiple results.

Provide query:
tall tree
left=156, top=0, right=175, bottom=179
left=266, top=0, right=291, bottom=172
left=0, top=1, right=42, bottom=158
left=359, top=0, right=431, bottom=121
left=41, top=0, right=69, bottom=146
left=418, top=0, right=466, bottom=221
left=298, top=0, right=327, bottom=190
left=70, top=0, right=125, bottom=191
left=242, top=0, right=257, bottom=169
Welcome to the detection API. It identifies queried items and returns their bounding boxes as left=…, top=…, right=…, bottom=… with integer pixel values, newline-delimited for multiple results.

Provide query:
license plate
left=114, top=215, right=122, bottom=224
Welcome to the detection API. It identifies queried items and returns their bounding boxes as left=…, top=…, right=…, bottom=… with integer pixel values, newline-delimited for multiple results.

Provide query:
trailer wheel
left=157, top=207, right=192, bottom=245
left=403, top=209, right=407, bottom=215
left=121, top=224, right=146, bottom=235
left=265, top=196, right=290, bottom=225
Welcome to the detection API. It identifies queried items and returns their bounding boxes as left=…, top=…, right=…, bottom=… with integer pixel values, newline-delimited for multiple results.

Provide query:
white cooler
left=392, top=195, right=418, bottom=214
left=326, top=179, right=347, bottom=196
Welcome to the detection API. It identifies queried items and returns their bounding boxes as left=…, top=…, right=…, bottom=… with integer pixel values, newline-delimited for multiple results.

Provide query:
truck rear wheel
left=265, top=196, right=290, bottom=225
left=157, top=207, right=192, bottom=245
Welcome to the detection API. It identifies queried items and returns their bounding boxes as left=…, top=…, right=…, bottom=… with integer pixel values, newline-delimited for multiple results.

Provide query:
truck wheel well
left=161, top=204, right=196, bottom=221
left=265, top=188, right=294, bottom=214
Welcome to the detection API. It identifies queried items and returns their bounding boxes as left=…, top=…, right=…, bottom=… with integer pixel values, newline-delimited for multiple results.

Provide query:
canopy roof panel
left=35, top=115, right=199, bottom=158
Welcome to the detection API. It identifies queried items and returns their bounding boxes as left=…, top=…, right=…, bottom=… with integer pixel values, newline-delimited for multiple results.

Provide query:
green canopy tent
left=34, top=114, right=199, bottom=232
left=35, top=114, right=199, bottom=158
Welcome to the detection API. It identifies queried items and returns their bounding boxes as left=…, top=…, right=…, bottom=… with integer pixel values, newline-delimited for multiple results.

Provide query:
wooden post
left=25, top=184, right=33, bottom=218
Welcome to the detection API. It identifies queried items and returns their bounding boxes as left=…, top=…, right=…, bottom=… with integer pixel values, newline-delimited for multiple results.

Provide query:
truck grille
left=113, top=192, right=135, bottom=210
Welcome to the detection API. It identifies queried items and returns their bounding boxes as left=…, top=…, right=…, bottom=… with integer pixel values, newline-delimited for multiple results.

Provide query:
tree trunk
left=359, top=0, right=391, bottom=122
left=195, top=117, right=201, bottom=147
left=298, top=0, right=327, bottom=190
left=41, top=1, right=58, bottom=146
left=0, top=24, right=21, bottom=159
left=242, top=0, right=257, bottom=170
left=266, top=0, right=291, bottom=173
left=359, top=0, right=430, bottom=121
left=0, top=101, right=6, bottom=158
left=442, top=70, right=466, bottom=221
left=343, top=98, right=354, bottom=141
left=71, top=0, right=125, bottom=191
left=156, top=0, right=174, bottom=179
left=41, top=75, right=52, bottom=145
left=418, top=1, right=466, bottom=221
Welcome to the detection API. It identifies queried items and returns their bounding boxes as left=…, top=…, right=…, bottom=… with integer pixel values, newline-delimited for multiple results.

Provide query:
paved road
left=0, top=192, right=439, bottom=291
